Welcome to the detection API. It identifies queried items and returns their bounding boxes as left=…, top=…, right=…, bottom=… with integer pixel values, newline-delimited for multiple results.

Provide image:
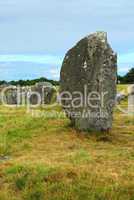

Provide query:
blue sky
left=0, top=0, right=134, bottom=80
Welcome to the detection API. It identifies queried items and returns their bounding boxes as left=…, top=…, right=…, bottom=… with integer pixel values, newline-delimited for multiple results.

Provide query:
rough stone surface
left=128, top=85, right=134, bottom=95
left=30, top=82, right=56, bottom=105
left=0, top=82, right=56, bottom=105
left=116, top=93, right=126, bottom=104
left=4, top=87, right=18, bottom=105
left=0, top=85, right=17, bottom=105
left=60, top=32, right=117, bottom=131
left=128, top=85, right=134, bottom=115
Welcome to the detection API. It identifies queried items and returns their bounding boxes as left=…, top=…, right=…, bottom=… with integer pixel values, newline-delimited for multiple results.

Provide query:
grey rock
left=60, top=32, right=117, bottom=132
left=128, top=85, right=134, bottom=115
left=128, top=85, right=134, bottom=95
left=28, top=82, right=56, bottom=105
left=0, top=156, right=10, bottom=161
left=0, top=82, right=56, bottom=106
left=116, top=93, right=126, bottom=104
left=0, top=85, right=18, bottom=105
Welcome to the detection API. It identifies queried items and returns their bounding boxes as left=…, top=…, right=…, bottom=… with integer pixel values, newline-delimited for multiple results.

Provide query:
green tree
left=124, top=68, right=134, bottom=84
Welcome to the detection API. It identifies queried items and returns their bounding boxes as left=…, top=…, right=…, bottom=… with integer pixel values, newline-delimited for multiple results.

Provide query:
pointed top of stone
left=87, top=31, right=107, bottom=43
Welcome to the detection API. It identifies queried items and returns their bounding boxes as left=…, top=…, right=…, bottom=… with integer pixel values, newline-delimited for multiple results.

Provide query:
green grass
left=117, top=84, right=131, bottom=94
left=0, top=85, right=133, bottom=199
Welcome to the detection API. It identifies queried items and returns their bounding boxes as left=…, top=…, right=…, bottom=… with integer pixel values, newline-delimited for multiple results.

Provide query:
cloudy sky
left=0, top=0, right=134, bottom=80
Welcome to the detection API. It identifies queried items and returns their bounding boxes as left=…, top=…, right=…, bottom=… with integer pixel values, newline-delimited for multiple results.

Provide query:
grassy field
left=0, top=85, right=134, bottom=200
left=117, top=84, right=130, bottom=94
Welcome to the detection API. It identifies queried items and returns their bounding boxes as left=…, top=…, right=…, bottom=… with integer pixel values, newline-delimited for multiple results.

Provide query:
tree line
left=0, top=68, right=133, bottom=86
left=0, top=77, right=59, bottom=86
left=118, top=68, right=134, bottom=84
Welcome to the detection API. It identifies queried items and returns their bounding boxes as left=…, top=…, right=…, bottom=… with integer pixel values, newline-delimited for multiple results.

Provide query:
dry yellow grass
left=0, top=86, right=134, bottom=200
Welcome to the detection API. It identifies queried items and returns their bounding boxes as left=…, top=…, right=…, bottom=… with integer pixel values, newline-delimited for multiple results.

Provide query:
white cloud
left=50, top=68, right=60, bottom=79
left=0, top=54, right=62, bottom=65
left=118, top=66, right=132, bottom=73
left=0, top=0, right=134, bottom=54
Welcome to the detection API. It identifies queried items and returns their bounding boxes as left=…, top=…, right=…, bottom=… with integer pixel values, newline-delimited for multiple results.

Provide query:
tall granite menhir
left=60, top=32, right=117, bottom=131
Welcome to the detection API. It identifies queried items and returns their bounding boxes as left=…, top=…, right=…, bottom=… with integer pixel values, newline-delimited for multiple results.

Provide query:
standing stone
left=116, top=92, right=126, bottom=104
left=30, top=82, right=56, bottom=105
left=128, top=85, right=134, bottom=115
left=0, top=84, right=8, bottom=104
left=60, top=32, right=117, bottom=131
left=0, top=82, right=56, bottom=106
left=0, top=85, right=18, bottom=105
